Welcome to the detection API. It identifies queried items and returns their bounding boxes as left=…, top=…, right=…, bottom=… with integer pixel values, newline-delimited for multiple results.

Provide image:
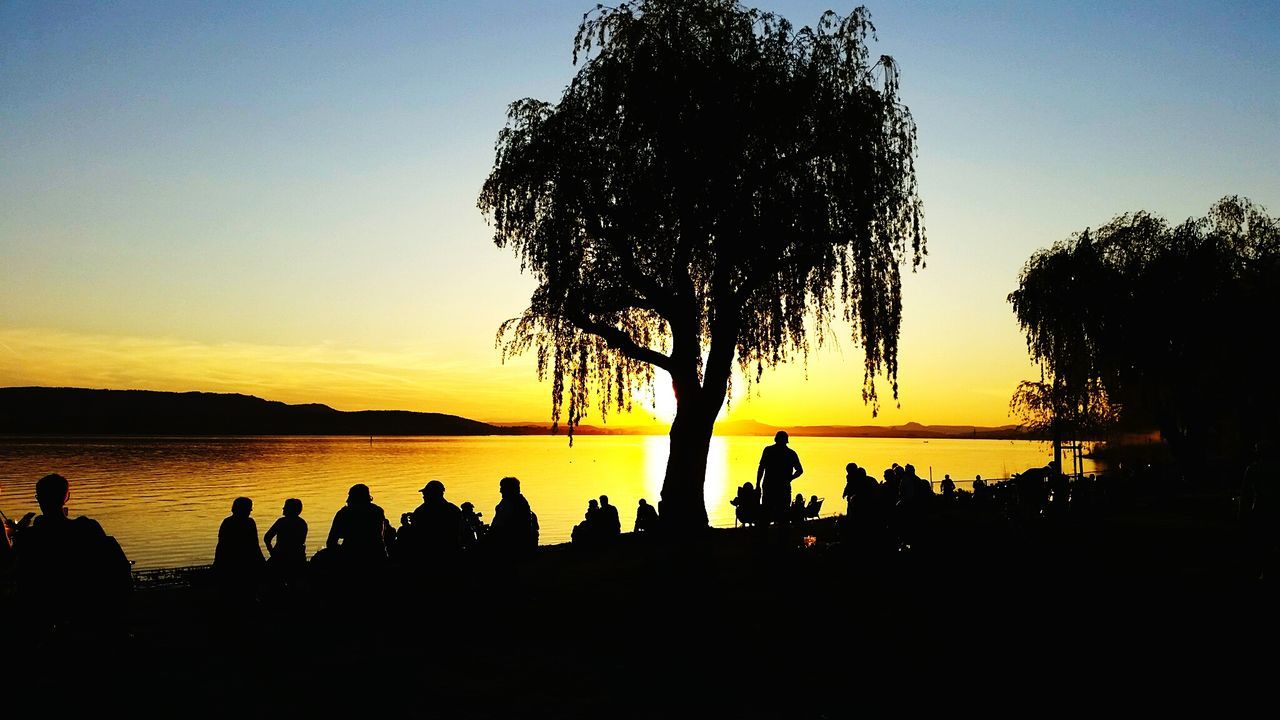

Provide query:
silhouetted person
left=393, top=512, right=418, bottom=561
left=940, top=474, right=956, bottom=503
left=14, top=473, right=131, bottom=637
left=460, top=502, right=487, bottom=547
left=731, top=482, right=761, bottom=527
left=842, top=463, right=878, bottom=545
left=972, top=476, right=991, bottom=508
left=215, top=497, right=265, bottom=600
left=598, top=495, right=621, bottom=539
left=411, top=480, right=464, bottom=558
left=791, top=493, right=806, bottom=523
left=486, top=476, right=538, bottom=557
left=264, top=498, right=307, bottom=585
left=326, top=483, right=388, bottom=564
left=757, top=431, right=803, bottom=525
left=634, top=499, right=659, bottom=533
left=805, top=494, right=821, bottom=519
left=573, top=499, right=601, bottom=546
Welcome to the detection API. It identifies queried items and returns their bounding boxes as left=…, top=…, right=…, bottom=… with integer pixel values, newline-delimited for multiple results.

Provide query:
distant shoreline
left=0, top=386, right=1041, bottom=440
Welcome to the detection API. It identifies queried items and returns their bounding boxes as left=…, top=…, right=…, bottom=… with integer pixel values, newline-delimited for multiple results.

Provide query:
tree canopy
left=1009, top=197, right=1279, bottom=477
left=479, top=0, right=925, bottom=526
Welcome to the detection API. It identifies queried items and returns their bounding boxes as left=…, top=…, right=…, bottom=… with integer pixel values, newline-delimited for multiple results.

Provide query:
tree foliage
left=479, top=0, right=925, bottom=440
left=1009, top=197, right=1280, bottom=473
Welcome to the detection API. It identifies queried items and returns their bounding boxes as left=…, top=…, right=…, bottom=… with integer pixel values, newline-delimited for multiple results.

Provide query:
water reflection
left=640, top=435, right=731, bottom=517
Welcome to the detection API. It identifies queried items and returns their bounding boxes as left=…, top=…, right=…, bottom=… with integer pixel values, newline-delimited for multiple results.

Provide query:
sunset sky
left=3, top=0, right=1278, bottom=429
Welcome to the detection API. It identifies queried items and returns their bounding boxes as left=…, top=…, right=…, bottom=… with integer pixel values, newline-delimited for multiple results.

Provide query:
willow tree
left=479, top=0, right=925, bottom=529
left=1009, top=197, right=1280, bottom=479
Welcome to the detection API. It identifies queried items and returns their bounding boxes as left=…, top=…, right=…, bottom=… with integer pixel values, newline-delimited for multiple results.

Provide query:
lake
left=0, top=435, right=1097, bottom=569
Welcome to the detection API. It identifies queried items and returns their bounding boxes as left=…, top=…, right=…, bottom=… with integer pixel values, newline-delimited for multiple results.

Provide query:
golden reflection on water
left=0, top=436, right=1094, bottom=569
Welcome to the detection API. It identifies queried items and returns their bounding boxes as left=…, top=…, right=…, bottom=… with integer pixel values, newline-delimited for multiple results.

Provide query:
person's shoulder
left=72, top=515, right=107, bottom=537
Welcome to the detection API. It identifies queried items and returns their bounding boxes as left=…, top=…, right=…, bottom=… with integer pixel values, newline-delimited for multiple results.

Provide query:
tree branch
left=566, top=309, right=675, bottom=372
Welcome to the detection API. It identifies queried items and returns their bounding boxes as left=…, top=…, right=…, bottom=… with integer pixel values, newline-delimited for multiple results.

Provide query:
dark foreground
left=7, top=493, right=1277, bottom=718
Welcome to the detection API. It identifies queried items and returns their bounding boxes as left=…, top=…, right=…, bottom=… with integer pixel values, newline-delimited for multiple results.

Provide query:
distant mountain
left=0, top=387, right=510, bottom=436
left=715, top=418, right=1030, bottom=440
left=499, top=417, right=1033, bottom=440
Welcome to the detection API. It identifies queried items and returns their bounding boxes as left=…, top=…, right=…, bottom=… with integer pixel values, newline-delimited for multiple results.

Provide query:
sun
left=635, top=380, right=678, bottom=425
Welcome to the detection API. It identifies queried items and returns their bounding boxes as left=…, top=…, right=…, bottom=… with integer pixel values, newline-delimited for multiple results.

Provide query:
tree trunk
left=659, top=394, right=718, bottom=532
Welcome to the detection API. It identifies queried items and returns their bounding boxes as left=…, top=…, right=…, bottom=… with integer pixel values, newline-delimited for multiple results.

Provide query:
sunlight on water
left=0, top=435, right=1096, bottom=569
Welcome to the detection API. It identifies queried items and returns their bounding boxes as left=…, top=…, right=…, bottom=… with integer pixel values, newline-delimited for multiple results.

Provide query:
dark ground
left=7, top=492, right=1277, bottom=718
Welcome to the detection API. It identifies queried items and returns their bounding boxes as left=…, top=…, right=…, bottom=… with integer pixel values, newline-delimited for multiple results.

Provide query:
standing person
left=215, top=497, right=265, bottom=595
left=326, top=483, right=388, bottom=564
left=14, top=473, right=131, bottom=636
left=757, top=431, right=804, bottom=525
left=487, top=476, right=538, bottom=557
left=264, top=498, right=307, bottom=584
left=940, top=474, right=956, bottom=503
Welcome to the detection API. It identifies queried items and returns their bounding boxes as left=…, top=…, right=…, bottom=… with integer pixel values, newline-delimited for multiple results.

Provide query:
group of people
left=838, top=458, right=1118, bottom=551
left=3, top=429, right=1162, bottom=639
left=213, top=475, right=541, bottom=596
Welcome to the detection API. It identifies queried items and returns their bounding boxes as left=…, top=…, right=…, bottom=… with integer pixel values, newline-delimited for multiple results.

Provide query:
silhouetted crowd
left=4, top=434, right=1277, bottom=644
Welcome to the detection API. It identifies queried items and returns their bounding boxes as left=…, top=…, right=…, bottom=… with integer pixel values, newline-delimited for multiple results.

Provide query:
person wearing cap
left=757, top=431, right=804, bottom=525
left=410, top=480, right=464, bottom=558
left=326, top=483, right=387, bottom=563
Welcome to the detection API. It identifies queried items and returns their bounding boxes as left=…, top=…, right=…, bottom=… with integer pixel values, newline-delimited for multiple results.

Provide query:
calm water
left=0, top=435, right=1096, bottom=569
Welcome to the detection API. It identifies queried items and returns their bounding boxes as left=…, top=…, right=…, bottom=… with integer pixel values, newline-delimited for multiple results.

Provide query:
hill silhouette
left=0, top=387, right=509, bottom=436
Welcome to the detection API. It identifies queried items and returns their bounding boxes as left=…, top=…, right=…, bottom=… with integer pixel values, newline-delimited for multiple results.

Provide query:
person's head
left=846, top=462, right=858, bottom=476
left=638, top=499, right=648, bottom=507
left=231, top=496, right=253, bottom=517
left=905, top=464, right=916, bottom=476
left=588, top=499, right=599, bottom=510
left=810, top=495, right=818, bottom=503
left=944, top=474, right=951, bottom=481
left=283, top=498, right=302, bottom=517
left=347, top=483, right=372, bottom=505
left=461, top=501, right=475, bottom=514
left=774, top=430, right=789, bottom=445
left=599, top=495, right=610, bottom=506
left=499, top=476, right=520, bottom=497
left=794, top=493, right=803, bottom=503
left=35, top=473, right=69, bottom=516
left=420, top=480, right=445, bottom=500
